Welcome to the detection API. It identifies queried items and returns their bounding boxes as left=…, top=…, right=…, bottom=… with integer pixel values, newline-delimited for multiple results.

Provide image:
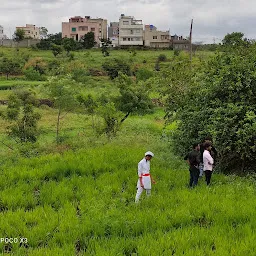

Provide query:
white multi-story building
left=118, top=14, right=143, bottom=46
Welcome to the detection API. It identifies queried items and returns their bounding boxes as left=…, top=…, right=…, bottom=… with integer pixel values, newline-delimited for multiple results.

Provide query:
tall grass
left=1, top=141, right=256, bottom=254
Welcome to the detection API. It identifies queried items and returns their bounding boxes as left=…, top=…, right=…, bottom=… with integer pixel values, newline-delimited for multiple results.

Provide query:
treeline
left=159, top=32, right=256, bottom=174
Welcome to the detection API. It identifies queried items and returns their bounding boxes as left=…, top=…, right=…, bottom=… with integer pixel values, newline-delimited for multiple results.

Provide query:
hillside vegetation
left=1, top=37, right=256, bottom=255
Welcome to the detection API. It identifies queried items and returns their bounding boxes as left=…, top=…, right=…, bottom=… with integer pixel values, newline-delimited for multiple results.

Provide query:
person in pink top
left=203, top=142, right=214, bottom=185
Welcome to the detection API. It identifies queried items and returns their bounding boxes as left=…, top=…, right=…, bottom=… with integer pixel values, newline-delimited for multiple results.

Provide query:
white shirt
left=137, top=158, right=151, bottom=189
left=203, top=150, right=214, bottom=171
left=138, top=158, right=150, bottom=177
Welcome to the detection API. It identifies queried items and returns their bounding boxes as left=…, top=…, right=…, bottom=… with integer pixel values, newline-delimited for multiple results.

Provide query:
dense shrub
left=158, top=54, right=167, bottom=62
left=24, top=68, right=46, bottom=81
left=24, top=57, right=47, bottom=75
left=135, top=68, right=154, bottom=82
left=102, top=58, right=131, bottom=79
left=162, top=43, right=256, bottom=173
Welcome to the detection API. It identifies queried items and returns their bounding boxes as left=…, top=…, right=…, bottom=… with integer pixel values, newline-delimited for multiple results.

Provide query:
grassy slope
left=0, top=48, right=255, bottom=255
left=0, top=111, right=256, bottom=255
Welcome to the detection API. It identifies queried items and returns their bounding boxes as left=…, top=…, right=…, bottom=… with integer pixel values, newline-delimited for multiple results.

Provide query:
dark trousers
left=189, top=166, right=200, bottom=187
left=205, top=170, right=212, bottom=185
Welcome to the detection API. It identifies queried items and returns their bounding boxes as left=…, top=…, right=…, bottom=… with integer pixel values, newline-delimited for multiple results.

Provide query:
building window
left=130, top=30, right=133, bottom=34
left=123, top=38, right=127, bottom=41
left=128, top=38, right=131, bottom=41
left=72, top=27, right=76, bottom=32
left=79, top=26, right=88, bottom=31
left=91, top=27, right=95, bottom=32
left=123, top=21, right=129, bottom=25
left=153, top=36, right=157, bottom=39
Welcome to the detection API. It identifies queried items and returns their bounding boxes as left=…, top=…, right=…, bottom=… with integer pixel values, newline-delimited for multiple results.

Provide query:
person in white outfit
left=203, top=142, right=214, bottom=185
left=135, top=151, right=156, bottom=203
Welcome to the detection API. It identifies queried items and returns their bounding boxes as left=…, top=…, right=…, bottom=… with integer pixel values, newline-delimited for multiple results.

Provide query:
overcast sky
left=0, top=0, right=255, bottom=43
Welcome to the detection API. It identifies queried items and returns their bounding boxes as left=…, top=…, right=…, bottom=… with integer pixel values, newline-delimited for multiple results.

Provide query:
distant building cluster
left=0, top=14, right=190, bottom=49
left=61, top=14, right=190, bottom=49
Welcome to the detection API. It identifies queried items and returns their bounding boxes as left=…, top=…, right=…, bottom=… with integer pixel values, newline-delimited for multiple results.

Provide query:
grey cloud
left=0, top=0, right=255, bottom=42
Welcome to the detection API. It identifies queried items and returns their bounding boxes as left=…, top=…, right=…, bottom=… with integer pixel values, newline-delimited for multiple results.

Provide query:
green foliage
left=158, top=54, right=167, bottom=62
left=51, top=43, right=63, bottom=57
left=102, top=58, right=131, bottom=79
left=162, top=42, right=256, bottom=173
left=77, top=93, right=98, bottom=115
left=12, top=29, right=25, bottom=42
left=135, top=68, right=154, bottom=82
left=115, top=74, right=154, bottom=123
left=24, top=68, right=46, bottom=81
left=71, top=68, right=90, bottom=83
left=174, top=49, right=181, bottom=56
left=81, top=32, right=96, bottom=49
left=97, top=102, right=122, bottom=138
left=101, top=38, right=112, bottom=57
left=0, top=57, right=22, bottom=80
left=5, top=90, right=41, bottom=143
left=222, top=32, right=248, bottom=47
left=39, top=26, right=48, bottom=39
left=46, top=76, right=78, bottom=143
left=37, top=33, right=63, bottom=50
left=63, top=38, right=82, bottom=53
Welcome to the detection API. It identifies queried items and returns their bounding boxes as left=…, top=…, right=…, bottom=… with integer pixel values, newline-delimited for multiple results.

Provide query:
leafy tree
left=39, top=27, right=48, bottom=39
left=37, top=32, right=62, bottom=50
left=81, top=32, right=96, bottom=49
left=4, top=90, right=41, bottom=143
left=162, top=42, right=256, bottom=173
left=115, top=74, right=154, bottom=123
left=77, top=94, right=98, bottom=129
left=0, top=57, right=22, bottom=80
left=63, top=38, right=82, bottom=54
left=97, top=102, right=122, bottom=139
left=46, top=76, right=78, bottom=143
left=51, top=43, right=63, bottom=57
left=222, top=32, right=247, bottom=47
left=13, top=29, right=25, bottom=43
left=101, top=38, right=112, bottom=57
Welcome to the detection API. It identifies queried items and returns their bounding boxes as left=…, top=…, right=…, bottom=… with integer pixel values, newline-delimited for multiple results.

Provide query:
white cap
left=145, top=151, right=154, bottom=157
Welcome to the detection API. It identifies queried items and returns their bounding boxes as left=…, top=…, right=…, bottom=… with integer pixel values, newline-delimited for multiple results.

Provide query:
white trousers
left=135, top=187, right=151, bottom=203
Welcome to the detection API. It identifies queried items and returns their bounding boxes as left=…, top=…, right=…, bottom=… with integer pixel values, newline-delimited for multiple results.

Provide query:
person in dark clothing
left=199, top=136, right=217, bottom=177
left=184, top=143, right=200, bottom=187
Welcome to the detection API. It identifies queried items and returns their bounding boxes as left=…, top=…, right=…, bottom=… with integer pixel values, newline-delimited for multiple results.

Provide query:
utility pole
left=189, top=19, right=193, bottom=66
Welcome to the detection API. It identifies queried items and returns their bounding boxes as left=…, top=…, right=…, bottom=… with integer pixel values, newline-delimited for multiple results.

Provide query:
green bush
left=135, top=68, right=154, bottom=82
left=158, top=54, right=167, bottom=62
left=72, top=68, right=90, bottom=83
left=102, top=58, right=131, bottom=79
left=24, top=68, right=46, bottom=81
left=164, top=43, right=256, bottom=173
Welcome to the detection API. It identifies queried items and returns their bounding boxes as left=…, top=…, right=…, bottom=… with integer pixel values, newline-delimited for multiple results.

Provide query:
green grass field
left=0, top=48, right=255, bottom=255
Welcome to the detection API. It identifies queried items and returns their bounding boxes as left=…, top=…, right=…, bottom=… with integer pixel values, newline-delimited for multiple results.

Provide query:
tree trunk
left=120, top=112, right=130, bottom=124
left=56, top=107, right=61, bottom=143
